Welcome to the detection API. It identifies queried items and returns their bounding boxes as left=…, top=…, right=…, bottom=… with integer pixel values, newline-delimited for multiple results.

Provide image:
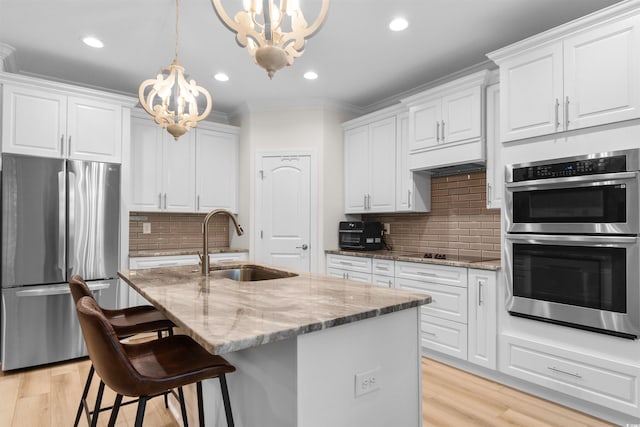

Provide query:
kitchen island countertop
left=118, top=263, right=431, bottom=355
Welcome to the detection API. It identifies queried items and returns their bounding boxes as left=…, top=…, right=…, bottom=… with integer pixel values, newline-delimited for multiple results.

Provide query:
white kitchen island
left=118, top=263, right=431, bottom=427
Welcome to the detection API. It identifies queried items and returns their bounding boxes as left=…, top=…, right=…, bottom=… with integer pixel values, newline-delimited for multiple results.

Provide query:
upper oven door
left=505, top=171, right=639, bottom=234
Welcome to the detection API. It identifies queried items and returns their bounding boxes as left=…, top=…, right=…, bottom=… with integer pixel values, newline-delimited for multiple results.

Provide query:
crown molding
left=231, top=97, right=364, bottom=119
left=0, top=43, right=17, bottom=73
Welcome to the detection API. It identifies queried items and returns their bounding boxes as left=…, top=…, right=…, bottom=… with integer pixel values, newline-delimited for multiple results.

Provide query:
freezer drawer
left=1, top=279, right=117, bottom=371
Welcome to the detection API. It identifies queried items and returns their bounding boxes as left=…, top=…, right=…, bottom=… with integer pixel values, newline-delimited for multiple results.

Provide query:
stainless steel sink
left=209, top=265, right=298, bottom=281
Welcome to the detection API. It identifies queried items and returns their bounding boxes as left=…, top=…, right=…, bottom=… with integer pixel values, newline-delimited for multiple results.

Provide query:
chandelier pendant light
left=138, top=0, right=212, bottom=140
left=211, top=0, right=330, bottom=79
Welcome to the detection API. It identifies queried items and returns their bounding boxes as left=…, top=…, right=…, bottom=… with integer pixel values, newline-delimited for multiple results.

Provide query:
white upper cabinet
left=396, top=113, right=430, bottom=213
left=1, top=77, right=132, bottom=163
left=129, top=111, right=239, bottom=214
left=401, top=70, right=489, bottom=171
left=485, top=82, right=503, bottom=209
left=489, top=5, right=640, bottom=142
left=195, top=126, right=239, bottom=213
left=344, top=115, right=396, bottom=214
left=130, top=114, right=195, bottom=212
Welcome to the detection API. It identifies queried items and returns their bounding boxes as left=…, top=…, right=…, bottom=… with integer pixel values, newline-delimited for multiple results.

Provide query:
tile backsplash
left=364, top=171, right=501, bottom=260
left=129, top=212, right=229, bottom=253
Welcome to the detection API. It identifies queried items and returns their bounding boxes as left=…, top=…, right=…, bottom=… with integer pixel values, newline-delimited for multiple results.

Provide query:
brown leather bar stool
left=75, top=296, right=236, bottom=427
left=69, top=275, right=175, bottom=427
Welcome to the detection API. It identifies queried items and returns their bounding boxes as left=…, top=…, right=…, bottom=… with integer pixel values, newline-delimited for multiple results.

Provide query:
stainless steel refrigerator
left=1, top=153, right=120, bottom=370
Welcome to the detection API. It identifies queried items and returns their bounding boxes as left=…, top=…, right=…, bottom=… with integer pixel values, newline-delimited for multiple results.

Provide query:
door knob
left=297, top=244, right=309, bottom=250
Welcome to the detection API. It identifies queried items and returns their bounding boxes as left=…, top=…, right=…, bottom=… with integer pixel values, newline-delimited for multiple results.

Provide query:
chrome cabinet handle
left=478, top=280, right=484, bottom=306
left=67, top=136, right=71, bottom=157
left=158, top=193, right=162, bottom=209
left=408, top=189, right=411, bottom=208
left=565, top=96, right=570, bottom=129
left=296, top=244, right=309, bottom=250
left=424, top=330, right=437, bottom=337
left=554, top=98, right=560, bottom=129
left=163, top=193, right=167, bottom=209
left=197, top=195, right=200, bottom=211
left=60, top=135, right=65, bottom=157
left=436, top=121, right=440, bottom=142
left=548, top=366, right=582, bottom=379
left=363, top=194, right=367, bottom=210
left=487, top=183, right=492, bottom=205
left=441, top=120, right=445, bottom=142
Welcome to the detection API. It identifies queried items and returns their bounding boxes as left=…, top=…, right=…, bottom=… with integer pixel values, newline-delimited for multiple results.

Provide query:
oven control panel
left=513, top=155, right=627, bottom=182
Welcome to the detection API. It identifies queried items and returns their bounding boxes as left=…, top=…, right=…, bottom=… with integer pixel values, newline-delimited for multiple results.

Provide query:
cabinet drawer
left=372, top=258, right=395, bottom=276
left=501, top=335, right=639, bottom=412
left=208, top=252, right=248, bottom=263
left=396, top=261, right=467, bottom=287
left=399, top=277, right=467, bottom=323
left=326, top=254, right=372, bottom=274
left=130, top=255, right=198, bottom=269
left=421, top=314, right=467, bottom=360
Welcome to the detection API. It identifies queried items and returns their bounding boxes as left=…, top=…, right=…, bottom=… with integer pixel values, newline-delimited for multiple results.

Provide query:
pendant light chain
left=174, top=0, right=179, bottom=61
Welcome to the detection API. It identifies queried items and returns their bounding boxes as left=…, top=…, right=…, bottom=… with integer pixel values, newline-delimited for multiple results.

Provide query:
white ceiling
left=0, top=0, right=622, bottom=117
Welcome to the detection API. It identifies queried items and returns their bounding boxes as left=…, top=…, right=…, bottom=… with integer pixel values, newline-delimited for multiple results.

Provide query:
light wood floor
left=0, top=356, right=615, bottom=426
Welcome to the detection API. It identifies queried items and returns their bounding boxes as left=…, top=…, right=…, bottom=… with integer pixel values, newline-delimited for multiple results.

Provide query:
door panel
left=1, top=154, right=65, bottom=287
left=258, top=155, right=311, bottom=272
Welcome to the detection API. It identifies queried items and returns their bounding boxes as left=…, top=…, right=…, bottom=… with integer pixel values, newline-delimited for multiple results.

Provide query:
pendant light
left=138, top=0, right=212, bottom=140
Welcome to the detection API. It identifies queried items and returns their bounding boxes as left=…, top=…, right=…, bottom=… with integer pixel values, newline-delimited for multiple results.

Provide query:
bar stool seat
left=69, top=275, right=175, bottom=427
left=75, top=296, right=236, bottom=427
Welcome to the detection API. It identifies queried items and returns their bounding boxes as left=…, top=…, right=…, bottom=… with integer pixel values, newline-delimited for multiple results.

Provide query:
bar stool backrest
left=69, top=275, right=95, bottom=305
left=75, top=296, right=145, bottom=397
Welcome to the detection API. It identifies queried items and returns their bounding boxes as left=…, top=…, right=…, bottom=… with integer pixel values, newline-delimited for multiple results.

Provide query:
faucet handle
left=197, top=251, right=204, bottom=265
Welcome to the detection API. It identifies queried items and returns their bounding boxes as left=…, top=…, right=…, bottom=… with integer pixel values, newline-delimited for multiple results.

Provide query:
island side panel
left=297, top=307, right=422, bottom=427
left=200, top=337, right=298, bottom=427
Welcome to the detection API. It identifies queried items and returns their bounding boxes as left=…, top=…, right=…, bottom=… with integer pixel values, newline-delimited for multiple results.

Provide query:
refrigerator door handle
left=58, top=171, right=66, bottom=275
left=15, top=282, right=111, bottom=298
left=67, top=169, right=76, bottom=274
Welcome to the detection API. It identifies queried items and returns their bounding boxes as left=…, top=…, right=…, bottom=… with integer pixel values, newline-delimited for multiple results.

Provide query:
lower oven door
left=505, top=233, right=640, bottom=338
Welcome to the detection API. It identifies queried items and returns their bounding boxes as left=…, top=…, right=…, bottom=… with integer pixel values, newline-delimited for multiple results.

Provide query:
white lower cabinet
left=421, top=314, right=468, bottom=360
left=372, top=258, right=395, bottom=287
left=500, top=334, right=640, bottom=416
left=468, top=268, right=497, bottom=370
left=326, top=254, right=373, bottom=283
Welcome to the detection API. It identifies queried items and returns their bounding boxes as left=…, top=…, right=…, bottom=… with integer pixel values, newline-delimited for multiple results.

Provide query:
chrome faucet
left=201, top=209, right=244, bottom=275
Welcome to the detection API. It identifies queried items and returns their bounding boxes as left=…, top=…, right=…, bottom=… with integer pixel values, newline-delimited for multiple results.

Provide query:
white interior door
left=257, top=154, right=312, bottom=272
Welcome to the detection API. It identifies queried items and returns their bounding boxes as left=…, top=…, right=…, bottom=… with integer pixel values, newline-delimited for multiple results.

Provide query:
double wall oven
left=505, top=149, right=640, bottom=339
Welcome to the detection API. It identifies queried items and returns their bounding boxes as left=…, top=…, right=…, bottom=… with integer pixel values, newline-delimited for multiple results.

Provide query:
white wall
left=230, top=105, right=355, bottom=272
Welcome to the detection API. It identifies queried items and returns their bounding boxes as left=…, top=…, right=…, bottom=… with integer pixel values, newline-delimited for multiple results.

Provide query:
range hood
left=420, top=162, right=486, bottom=177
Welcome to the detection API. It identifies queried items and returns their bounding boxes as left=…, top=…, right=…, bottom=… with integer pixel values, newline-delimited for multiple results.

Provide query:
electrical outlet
left=354, top=367, right=380, bottom=397
left=384, top=223, right=390, bottom=234
left=142, top=222, right=151, bottom=234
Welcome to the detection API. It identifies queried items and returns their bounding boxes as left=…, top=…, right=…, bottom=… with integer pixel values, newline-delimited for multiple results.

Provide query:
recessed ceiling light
left=214, top=73, right=229, bottom=82
left=82, top=36, right=104, bottom=48
left=389, top=18, right=409, bottom=32
left=304, top=71, right=318, bottom=80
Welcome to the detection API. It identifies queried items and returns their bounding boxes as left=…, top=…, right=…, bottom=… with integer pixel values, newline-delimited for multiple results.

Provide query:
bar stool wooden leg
left=134, top=396, right=148, bottom=427
left=107, top=394, right=123, bottom=427
left=220, top=374, right=235, bottom=427
left=74, top=364, right=94, bottom=427
left=90, top=381, right=105, bottom=427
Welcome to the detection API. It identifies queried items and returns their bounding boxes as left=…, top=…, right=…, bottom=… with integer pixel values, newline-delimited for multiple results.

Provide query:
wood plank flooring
left=0, top=356, right=615, bottom=426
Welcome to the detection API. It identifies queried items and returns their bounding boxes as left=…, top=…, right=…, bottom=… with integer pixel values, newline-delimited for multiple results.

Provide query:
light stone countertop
left=118, top=263, right=431, bottom=355
left=326, top=249, right=502, bottom=271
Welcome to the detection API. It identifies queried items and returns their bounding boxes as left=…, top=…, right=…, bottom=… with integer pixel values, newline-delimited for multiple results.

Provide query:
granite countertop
left=129, top=247, right=249, bottom=258
left=326, top=249, right=502, bottom=271
left=118, top=263, right=431, bottom=355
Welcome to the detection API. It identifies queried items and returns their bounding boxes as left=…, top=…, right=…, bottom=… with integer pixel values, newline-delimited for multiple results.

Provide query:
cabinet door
left=409, top=98, right=440, bottom=152
left=344, top=126, right=370, bottom=213
left=372, top=274, right=394, bottom=288
left=500, top=43, right=563, bottom=142
left=441, top=86, right=481, bottom=144
left=1, top=84, right=66, bottom=157
left=368, top=117, right=396, bottom=212
left=67, top=96, right=122, bottom=162
left=467, top=269, right=497, bottom=370
left=164, top=131, right=195, bottom=212
left=195, top=128, right=238, bottom=212
left=564, top=15, right=640, bottom=131
left=130, top=117, right=164, bottom=211
left=485, top=84, right=502, bottom=209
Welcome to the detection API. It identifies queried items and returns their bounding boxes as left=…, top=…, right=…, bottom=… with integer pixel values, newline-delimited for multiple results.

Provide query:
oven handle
left=505, top=171, right=638, bottom=190
left=506, top=233, right=638, bottom=246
